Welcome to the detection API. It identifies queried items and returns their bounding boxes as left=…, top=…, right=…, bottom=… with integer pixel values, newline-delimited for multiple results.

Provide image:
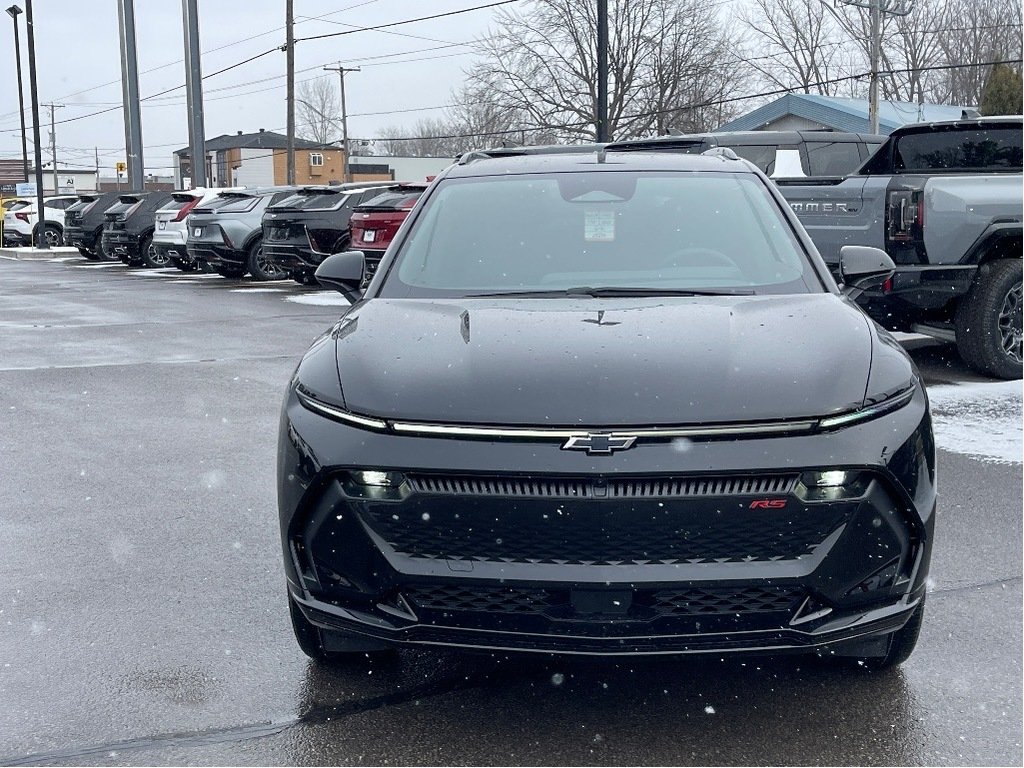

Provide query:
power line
left=294, top=1, right=519, bottom=43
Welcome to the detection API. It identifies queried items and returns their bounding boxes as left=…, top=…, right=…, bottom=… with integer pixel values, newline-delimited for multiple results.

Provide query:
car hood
left=333, top=294, right=876, bottom=426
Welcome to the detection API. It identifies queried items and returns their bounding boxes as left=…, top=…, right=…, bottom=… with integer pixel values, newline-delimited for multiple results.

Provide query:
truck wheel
left=78, top=247, right=101, bottom=261
left=247, top=239, right=285, bottom=281
left=955, top=259, right=1023, bottom=380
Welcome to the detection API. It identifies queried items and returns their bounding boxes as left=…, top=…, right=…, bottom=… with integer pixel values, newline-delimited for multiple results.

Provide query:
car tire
left=288, top=592, right=392, bottom=662
left=78, top=247, right=101, bottom=261
left=141, top=236, right=171, bottom=268
left=36, top=224, right=62, bottom=249
left=955, top=259, right=1023, bottom=380
left=214, top=266, right=247, bottom=279
left=247, top=239, right=285, bottom=281
left=169, top=255, right=195, bottom=272
left=847, top=597, right=926, bottom=672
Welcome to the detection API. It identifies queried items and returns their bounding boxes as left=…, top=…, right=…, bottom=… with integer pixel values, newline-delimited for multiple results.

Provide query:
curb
left=0, top=247, right=79, bottom=261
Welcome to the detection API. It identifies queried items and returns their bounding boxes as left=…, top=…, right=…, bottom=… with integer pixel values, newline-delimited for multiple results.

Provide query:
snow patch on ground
left=229, top=288, right=284, bottom=293
left=928, top=380, right=1022, bottom=464
left=285, top=292, right=350, bottom=307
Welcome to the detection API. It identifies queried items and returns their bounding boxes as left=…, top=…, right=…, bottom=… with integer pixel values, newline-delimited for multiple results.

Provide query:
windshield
left=381, top=171, right=818, bottom=298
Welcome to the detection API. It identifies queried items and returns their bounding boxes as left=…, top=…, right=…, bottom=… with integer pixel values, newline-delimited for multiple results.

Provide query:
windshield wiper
left=467, top=286, right=755, bottom=298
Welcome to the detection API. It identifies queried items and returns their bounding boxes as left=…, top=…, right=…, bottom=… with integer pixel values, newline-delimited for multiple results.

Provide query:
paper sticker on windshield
left=584, top=210, right=615, bottom=242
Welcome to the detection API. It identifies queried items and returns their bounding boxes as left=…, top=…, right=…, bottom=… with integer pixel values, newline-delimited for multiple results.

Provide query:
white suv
left=153, top=187, right=245, bottom=271
left=1, top=195, right=79, bottom=247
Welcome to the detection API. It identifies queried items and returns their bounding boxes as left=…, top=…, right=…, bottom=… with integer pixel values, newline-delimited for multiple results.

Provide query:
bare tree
left=462, top=0, right=743, bottom=141
left=296, top=77, right=340, bottom=145
left=739, top=0, right=846, bottom=95
left=934, top=0, right=1023, bottom=105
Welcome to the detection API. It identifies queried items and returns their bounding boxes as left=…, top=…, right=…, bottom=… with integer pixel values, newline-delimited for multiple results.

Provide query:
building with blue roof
left=716, top=93, right=978, bottom=135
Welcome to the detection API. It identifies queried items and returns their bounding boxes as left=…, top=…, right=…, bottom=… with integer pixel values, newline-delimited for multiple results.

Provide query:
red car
left=348, top=183, right=427, bottom=285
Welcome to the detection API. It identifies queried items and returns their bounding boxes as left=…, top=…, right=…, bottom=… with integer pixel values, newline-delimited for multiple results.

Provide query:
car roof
left=444, top=149, right=754, bottom=178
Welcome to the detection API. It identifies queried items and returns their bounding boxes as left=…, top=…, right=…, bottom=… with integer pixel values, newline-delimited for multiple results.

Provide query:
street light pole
left=868, top=0, right=881, bottom=134
left=596, top=0, right=609, bottom=142
left=181, top=0, right=207, bottom=189
left=323, top=64, right=359, bottom=183
left=43, top=102, right=64, bottom=194
left=6, top=5, right=29, bottom=183
left=116, top=0, right=145, bottom=190
left=23, top=0, right=46, bottom=248
left=285, top=0, right=295, bottom=185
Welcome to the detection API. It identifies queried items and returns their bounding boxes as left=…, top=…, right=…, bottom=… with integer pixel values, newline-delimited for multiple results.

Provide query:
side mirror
left=839, top=245, right=895, bottom=291
left=315, top=251, right=365, bottom=298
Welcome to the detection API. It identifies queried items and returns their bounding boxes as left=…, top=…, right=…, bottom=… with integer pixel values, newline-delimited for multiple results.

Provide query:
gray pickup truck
left=776, top=117, right=1022, bottom=379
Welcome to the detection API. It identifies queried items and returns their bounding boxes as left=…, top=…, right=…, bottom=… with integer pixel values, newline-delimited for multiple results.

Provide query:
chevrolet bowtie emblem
left=561, top=434, right=638, bottom=455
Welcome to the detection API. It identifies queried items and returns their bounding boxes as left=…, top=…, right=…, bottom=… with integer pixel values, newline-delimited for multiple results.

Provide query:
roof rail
left=701, top=147, right=740, bottom=161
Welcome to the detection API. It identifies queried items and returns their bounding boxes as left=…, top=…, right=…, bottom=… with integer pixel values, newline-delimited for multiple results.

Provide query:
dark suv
left=64, top=192, right=121, bottom=259
left=100, top=191, right=174, bottom=267
left=279, top=150, right=935, bottom=668
left=185, top=187, right=296, bottom=279
left=263, top=183, right=399, bottom=283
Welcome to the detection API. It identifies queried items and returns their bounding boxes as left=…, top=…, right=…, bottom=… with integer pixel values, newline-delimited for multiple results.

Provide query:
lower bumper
left=154, top=242, right=190, bottom=263
left=845, top=264, right=976, bottom=331
left=64, top=227, right=99, bottom=251
left=187, top=243, right=245, bottom=269
left=102, top=232, right=143, bottom=263
left=292, top=586, right=922, bottom=657
left=2, top=230, right=30, bottom=246
left=264, top=243, right=320, bottom=274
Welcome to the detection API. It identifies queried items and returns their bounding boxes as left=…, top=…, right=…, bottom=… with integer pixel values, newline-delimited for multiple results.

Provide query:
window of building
left=309, top=153, right=324, bottom=167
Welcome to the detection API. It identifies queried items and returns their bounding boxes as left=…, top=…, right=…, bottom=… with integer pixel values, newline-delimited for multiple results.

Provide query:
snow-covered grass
left=928, top=379, right=1022, bottom=464
left=285, top=292, right=350, bottom=307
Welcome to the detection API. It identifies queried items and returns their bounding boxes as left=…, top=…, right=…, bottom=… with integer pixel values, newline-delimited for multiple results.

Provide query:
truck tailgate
left=777, top=176, right=880, bottom=267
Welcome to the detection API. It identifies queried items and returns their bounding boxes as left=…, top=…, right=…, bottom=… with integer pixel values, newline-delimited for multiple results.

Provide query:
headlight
left=818, top=382, right=916, bottom=430
left=351, top=470, right=405, bottom=487
left=295, top=384, right=387, bottom=430
left=795, top=470, right=869, bottom=501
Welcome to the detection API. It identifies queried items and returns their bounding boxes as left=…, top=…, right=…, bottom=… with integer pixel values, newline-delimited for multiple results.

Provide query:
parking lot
left=0, top=254, right=1020, bottom=766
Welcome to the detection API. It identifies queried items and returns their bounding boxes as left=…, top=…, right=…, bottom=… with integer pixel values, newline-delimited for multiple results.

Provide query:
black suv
left=279, top=150, right=935, bottom=668
left=263, top=183, right=398, bottom=283
left=64, top=191, right=121, bottom=259
left=100, top=191, right=174, bottom=267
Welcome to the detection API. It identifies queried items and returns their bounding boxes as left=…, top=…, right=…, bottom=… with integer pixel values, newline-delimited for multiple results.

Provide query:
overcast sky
left=0, top=0, right=511, bottom=174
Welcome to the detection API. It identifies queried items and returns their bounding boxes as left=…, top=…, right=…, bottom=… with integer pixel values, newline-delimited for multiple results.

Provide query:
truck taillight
left=173, top=198, right=199, bottom=222
left=887, top=189, right=924, bottom=242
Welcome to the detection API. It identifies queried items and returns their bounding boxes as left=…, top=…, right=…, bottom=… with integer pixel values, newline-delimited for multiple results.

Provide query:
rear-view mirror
left=315, top=251, right=365, bottom=299
left=839, top=245, right=895, bottom=291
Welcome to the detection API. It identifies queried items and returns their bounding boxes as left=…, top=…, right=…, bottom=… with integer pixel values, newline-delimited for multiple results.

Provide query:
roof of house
left=174, top=130, right=330, bottom=156
left=716, top=93, right=977, bottom=135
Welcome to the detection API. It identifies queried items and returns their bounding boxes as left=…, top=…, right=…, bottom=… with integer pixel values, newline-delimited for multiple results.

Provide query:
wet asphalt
left=0, top=256, right=1020, bottom=766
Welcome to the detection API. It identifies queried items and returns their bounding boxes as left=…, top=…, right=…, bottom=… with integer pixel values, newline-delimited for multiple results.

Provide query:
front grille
left=651, top=586, right=802, bottom=615
left=405, top=584, right=552, bottom=614
left=403, top=584, right=803, bottom=618
left=407, top=474, right=797, bottom=499
left=361, top=503, right=844, bottom=566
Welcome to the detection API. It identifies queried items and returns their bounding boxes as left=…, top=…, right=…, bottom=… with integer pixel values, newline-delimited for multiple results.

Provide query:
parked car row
left=5, top=181, right=429, bottom=284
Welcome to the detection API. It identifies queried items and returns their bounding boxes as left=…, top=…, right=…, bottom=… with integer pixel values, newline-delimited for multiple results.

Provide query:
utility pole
left=830, top=0, right=915, bottom=135
left=116, top=0, right=145, bottom=190
left=23, top=0, right=46, bottom=248
left=323, top=64, right=360, bottom=183
left=596, top=0, right=609, bottom=142
left=43, top=102, right=64, bottom=194
left=285, top=0, right=295, bottom=184
left=6, top=5, right=29, bottom=182
left=181, top=0, right=206, bottom=189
